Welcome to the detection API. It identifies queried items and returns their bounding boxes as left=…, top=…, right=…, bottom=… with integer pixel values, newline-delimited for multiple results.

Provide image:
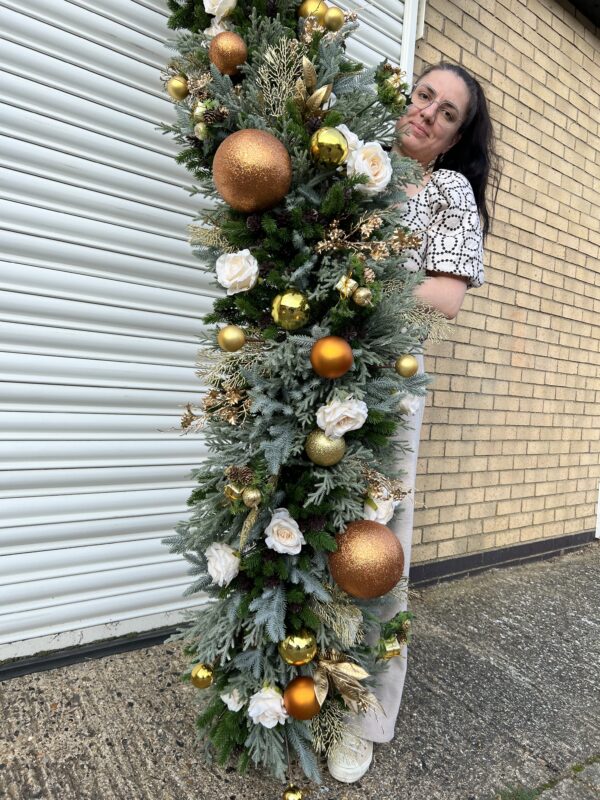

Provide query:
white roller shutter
left=0, top=0, right=418, bottom=661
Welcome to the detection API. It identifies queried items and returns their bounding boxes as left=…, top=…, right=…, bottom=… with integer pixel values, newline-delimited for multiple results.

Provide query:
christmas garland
left=161, top=0, right=447, bottom=793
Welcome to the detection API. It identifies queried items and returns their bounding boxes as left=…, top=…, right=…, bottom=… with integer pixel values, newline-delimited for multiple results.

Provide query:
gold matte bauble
left=190, top=663, right=213, bottom=689
left=271, top=289, right=310, bottom=330
left=166, top=75, right=189, bottom=101
left=283, top=676, right=321, bottom=720
left=224, top=482, right=244, bottom=502
left=208, top=31, right=248, bottom=76
left=283, top=786, right=304, bottom=800
left=213, top=129, right=293, bottom=213
left=352, top=287, right=373, bottom=307
left=298, top=0, right=328, bottom=23
left=305, top=429, right=346, bottom=466
left=217, top=324, right=246, bottom=352
left=395, top=354, right=419, bottom=378
left=241, top=487, right=262, bottom=508
left=323, top=6, right=345, bottom=30
left=310, top=336, right=353, bottom=379
left=278, top=630, right=317, bottom=666
left=379, top=635, right=403, bottom=660
left=329, top=520, right=404, bottom=599
left=310, top=127, right=349, bottom=166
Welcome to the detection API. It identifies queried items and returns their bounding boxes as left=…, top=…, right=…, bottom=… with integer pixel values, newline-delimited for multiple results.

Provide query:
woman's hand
left=415, top=272, right=469, bottom=319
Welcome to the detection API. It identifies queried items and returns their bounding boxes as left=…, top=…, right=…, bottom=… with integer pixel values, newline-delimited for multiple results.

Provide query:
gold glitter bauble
left=283, top=676, right=321, bottom=720
left=310, top=127, right=349, bottom=165
left=271, top=289, right=310, bottom=330
left=298, top=0, right=328, bottom=23
left=208, top=31, right=248, bottom=76
left=242, top=487, right=262, bottom=508
left=352, top=287, right=373, bottom=306
left=323, top=6, right=345, bottom=30
left=217, top=324, right=246, bottom=352
left=395, top=354, right=419, bottom=378
left=283, top=786, right=304, bottom=800
left=278, top=630, right=317, bottom=665
left=310, top=336, right=353, bottom=379
left=190, top=663, right=213, bottom=689
left=329, top=520, right=404, bottom=599
left=305, top=429, right=346, bottom=466
left=166, top=75, right=189, bottom=101
left=379, top=635, right=403, bottom=660
left=213, top=129, right=292, bottom=213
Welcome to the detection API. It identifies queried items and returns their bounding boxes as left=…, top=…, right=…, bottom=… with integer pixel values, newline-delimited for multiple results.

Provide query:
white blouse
left=399, top=169, right=485, bottom=289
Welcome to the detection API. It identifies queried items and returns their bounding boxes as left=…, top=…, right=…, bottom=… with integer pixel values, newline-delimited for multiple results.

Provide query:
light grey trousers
left=354, top=352, right=426, bottom=743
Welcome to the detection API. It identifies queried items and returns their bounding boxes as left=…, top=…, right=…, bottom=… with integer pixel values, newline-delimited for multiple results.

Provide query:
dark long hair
left=416, top=62, right=501, bottom=238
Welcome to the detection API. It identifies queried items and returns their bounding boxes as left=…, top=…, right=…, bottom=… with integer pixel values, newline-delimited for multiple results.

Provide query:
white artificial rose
left=247, top=687, right=288, bottom=728
left=316, top=396, right=369, bottom=439
left=220, top=688, right=245, bottom=711
left=203, top=0, right=236, bottom=21
left=264, top=508, right=305, bottom=555
left=204, top=16, right=230, bottom=36
left=215, top=249, right=259, bottom=295
left=335, top=123, right=363, bottom=154
left=346, top=141, right=393, bottom=196
left=205, top=542, right=240, bottom=587
left=363, top=496, right=396, bottom=524
left=398, top=394, right=421, bottom=416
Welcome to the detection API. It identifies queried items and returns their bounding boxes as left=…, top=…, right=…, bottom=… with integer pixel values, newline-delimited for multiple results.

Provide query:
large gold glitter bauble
left=323, top=6, right=345, bottom=31
left=298, top=0, right=328, bottom=23
left=208, top=31, right=248, bottom=76
left=271, top=289, right=310, bottom=330
left=305, top=429, right=346, bottom=466
left=310, top=127, right=349, bottom=166
left=379, top=635, right=403, bottom=660
left=213, top=129, right=292, bottom=213
left=283, top=676, right=321, bottom=720
left=217, top=324, right=246, bottom=352
left=283, top=786, right=303, bottom=800
left=242, top=487, right=262, bottom=508
left=190, top=663, right=213, bottom=689
left=395, top=354, right=419, bottom=378
left=166, top=75, right=189, bottom=101
left=352, top=287, right=373, bottom=307
left=278, top=630, right=318, bottom=666
left=329, top=520, right=404, bottom=599
left=310, top=336, right=353, bottom=379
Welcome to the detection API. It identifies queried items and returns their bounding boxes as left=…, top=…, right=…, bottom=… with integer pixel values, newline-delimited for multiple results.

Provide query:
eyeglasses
left=410, top=85, right=462, bottom=128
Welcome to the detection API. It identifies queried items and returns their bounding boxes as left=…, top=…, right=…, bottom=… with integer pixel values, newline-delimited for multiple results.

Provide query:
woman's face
left=396, top=69, right=470, bottom=168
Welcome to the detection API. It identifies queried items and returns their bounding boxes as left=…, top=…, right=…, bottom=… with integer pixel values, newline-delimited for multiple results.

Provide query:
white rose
left=346, top=141, right=393, bottom=196
left=264, top=508, right=305, bottom=555
left=220, top=688, right=245, bottom=711
left=205, top=542, right=240, bottom=587
left=203, top=0, right=236, bottom=21
left=398, top=394, right=421, bottom=416
left=215, top=249, right=259, bottom=295
left=204, top=16, right=230, bottom=36
left=316, top=396, right=368, bottom=439
left=247, top=687, right=288, bottom=728
left=335, top=123, right=363, bottom=154
left=363, top=496, right=396, bottom=524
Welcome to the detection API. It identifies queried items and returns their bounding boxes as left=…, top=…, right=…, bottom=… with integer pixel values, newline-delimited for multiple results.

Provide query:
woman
left=327, top=62, right=501, bottom=783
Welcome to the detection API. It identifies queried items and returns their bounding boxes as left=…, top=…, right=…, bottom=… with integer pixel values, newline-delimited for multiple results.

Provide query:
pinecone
left=273, top=209, right=290, bottom=226
left=226, top=465, right=254, bottom=486
left=259, top=260, right=276, bottom=277
left=306, top=116, right=323, bottom=134
left=364, top=267, right=376, bottom=283
left=203, top=106, right=228, bottom=124
left=303, top=515, right=327, bottom=532
left=266, top=0, right=278, bottom=16
left=246, top=214, right=262, bottom=232
left=304, top=209, right=320, bottom=223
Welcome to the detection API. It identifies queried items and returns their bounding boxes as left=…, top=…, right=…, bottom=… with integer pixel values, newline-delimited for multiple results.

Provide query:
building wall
left=410, top=0, right=600, bottom=563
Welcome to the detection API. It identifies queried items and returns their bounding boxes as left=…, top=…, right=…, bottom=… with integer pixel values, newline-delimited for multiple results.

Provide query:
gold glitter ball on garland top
left=217, top=324, right=246, bottom=352
left=310, top=127, right=349, bottom=166
left=305, top=429, right=346, bottom=467
left=208, top=31, right=248, bottom=76
left=298, top=0, right=328, bottom=23
left=278, top=629, right=318, bottom=666
left=310, top=336, right=353, bottom=379
left=324, top=6, right=345, bottom=31
left=283, top=787, right=304, bottom=800
left=190, top=663, right=213, bottom=689
left=213, top=129, right=293, bottom=213
left=271, top=289, right=310, bottom=331
left=166, top=75, right=189, bottom=101
left=395, top=354, right=419, bottom=378
left=241, top=487, right=262, bottom=508
left=329, top=520, right=405, bottom=599
left=283, top=676, right=321, bottom=720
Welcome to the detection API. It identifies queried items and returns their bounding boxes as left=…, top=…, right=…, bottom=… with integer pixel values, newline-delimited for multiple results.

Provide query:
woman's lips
left=410, top=122, right=428, bottom=136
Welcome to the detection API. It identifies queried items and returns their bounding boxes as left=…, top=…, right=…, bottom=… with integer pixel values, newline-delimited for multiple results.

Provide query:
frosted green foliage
left=248, top=585, right=287, bottom=642
left=287, top=721, right=321, bottom=783
left=334, top=66, right=378, bottom=95
left=289, top=567, right=331, bottom=603
left=245, top=724, right=287, bottom=781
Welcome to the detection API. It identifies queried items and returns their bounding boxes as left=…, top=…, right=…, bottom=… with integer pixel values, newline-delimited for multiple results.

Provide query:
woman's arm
left=414, top=271, right=469, bottom=320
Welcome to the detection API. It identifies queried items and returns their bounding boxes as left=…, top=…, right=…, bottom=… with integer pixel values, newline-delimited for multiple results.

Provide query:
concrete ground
left=0, top=543, right=598, bottom=800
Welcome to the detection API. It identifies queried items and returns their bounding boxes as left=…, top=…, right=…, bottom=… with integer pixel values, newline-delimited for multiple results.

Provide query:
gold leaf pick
left=302, top=57, right=318, bottom=93
left=239, top=506, right=259, bottom=550
left=313, top=667, right=329, bottom=707
left=306, top=84, right=333, bottom=113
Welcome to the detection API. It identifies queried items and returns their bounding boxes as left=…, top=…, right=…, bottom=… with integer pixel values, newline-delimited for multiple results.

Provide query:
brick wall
left=410, top=0, right=600, bottom=563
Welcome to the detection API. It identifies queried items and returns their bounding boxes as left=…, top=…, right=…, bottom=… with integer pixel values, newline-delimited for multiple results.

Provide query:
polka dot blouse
left=399, top=169, right=484, bottom=289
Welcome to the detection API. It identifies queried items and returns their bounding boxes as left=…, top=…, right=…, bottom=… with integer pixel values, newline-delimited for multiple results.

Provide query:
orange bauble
left=283, top=676, right=321, bottom=720
left=329, top=520, right=404, bottom=599
left=208, top=31, right=248, bottom=76
left=310, top=336, right=353, bottom=379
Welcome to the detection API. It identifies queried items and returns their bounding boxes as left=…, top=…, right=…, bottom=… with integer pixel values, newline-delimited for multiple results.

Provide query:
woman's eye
left=442, top=109, right=456, bottom=122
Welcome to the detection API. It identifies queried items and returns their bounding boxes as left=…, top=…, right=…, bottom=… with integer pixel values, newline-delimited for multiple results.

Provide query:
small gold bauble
left=298, top=0, right=328, bottom=23
left=379, top=635, right=403, bottom=660
left=208, top=31, right=248, bottom=76
left=323, top=6, right=345, bottom=31
left=310, top=127, right=349, bottom=166
left=395, top=354, right=419, bottom=378
left=194, top=122, right=208, bottom=140
left=329, top=519, right=404, bottom=599
left=271, top=289, right=310, bottom=331
left=224, top=482, right=244, bottom=502
left=283, top=786, right=304, bottom=800
left=352, top=287, right=373, bottom=307
left=166, top=75, right=189, bottom=101
left=241, top=487, right=262, bottom=508
left=190, top=663, right=213, bottom=689
left=191, top=101, right=207, bottom=123
left=283, top=676, right=321, bottom=720
left=278, top=630, right=318, bottom=666
left=217, top=324, right=246, bottom=352
left=310, top=336, right=353, bottom=379
left=213, top=129, right=293, bottom=213
left=305, top=429, right=346, bottom=467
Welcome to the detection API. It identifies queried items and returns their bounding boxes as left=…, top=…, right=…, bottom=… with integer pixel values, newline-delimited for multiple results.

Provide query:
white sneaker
left=327, top=732, right=373, bottom=783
